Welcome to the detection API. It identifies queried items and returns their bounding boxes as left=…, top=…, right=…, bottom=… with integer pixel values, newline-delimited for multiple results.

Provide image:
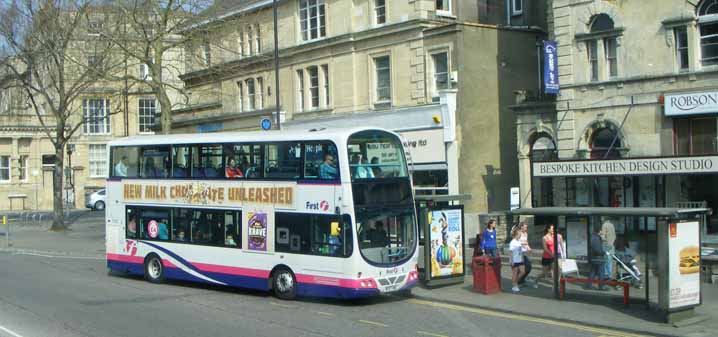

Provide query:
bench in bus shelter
left=560, top=277, right=630, bottom=306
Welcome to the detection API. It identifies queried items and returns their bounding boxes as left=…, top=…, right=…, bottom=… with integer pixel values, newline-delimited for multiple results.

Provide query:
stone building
left=515, top=0, right=718, bottom=243
left=0, top=14, right=184, bottom=212
left=176, top=0, right=547, bottom=231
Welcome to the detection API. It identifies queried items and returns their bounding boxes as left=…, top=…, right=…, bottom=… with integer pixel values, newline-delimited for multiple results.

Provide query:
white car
left=86, top=189, right=106, bottom=211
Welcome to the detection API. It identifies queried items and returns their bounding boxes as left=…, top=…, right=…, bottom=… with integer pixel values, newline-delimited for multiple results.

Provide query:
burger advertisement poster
left=428, top=208, right=464, bottom=279
left=668, top=221, right=700, bottom=309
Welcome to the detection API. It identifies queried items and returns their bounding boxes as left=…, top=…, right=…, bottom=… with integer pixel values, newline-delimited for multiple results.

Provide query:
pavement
left=2, top=210, right=717, bottom=337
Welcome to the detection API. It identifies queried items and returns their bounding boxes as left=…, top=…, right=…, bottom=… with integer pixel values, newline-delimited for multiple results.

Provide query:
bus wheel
left=272, top=268, right=296, bottom=300
left=144, top=254, right=165, bottom=284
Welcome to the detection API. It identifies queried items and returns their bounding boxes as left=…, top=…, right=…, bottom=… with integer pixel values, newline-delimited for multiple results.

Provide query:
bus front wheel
left=272, top=268, right=296, bottom=300
left=144, top=254, right=165, bottom=284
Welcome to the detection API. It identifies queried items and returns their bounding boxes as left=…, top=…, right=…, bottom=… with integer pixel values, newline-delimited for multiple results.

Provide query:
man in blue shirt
left=319, top=154, right=338, bottom=179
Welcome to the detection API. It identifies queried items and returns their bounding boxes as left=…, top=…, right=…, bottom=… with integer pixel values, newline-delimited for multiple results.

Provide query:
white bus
left=105, top=127, right=418, bottom=299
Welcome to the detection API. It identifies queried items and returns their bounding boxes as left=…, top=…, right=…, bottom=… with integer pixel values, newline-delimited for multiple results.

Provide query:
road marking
left=269, top=302, right=296, bottom=309
left=417, top=330, right=449, bottom=337
left=358, top=319, right=388, bottom=327
left=407, top=299, right=652, bottom=337
left=313, top=311, right=335, bottom=316
left=0, top=324, right=24, bottom=337
left=11, top=251, right=104, bottom=260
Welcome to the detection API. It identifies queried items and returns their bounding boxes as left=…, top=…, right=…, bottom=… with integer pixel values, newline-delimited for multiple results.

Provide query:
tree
left=0, top=0, right=123, bottom=230
left=102, top=0, right=214, bottom=134
left=106, top=0, right=274, bottom=134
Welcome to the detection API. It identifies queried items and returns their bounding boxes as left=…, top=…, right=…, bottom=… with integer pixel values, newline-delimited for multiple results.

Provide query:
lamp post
left=273, top=0, right=281, bottom=129
left=66, top=144, right=75, bottom=210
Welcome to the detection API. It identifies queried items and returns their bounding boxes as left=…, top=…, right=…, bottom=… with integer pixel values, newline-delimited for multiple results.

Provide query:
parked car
left=86, top=189, right=106, bottom=211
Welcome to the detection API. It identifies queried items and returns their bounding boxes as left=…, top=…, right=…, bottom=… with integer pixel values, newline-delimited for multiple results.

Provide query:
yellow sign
left=123, top=182, right=294, bottom=207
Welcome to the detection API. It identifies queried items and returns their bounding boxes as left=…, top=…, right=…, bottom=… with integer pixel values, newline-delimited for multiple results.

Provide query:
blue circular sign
left=260, top=118, right=272, bottom=130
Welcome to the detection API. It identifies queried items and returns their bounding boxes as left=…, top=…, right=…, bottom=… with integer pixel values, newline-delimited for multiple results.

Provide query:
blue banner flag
left=543, top=40, right=559, bottom=94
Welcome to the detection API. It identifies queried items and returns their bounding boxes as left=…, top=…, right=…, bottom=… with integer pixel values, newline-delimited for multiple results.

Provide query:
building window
left=375, top=0, right=386, bottom=25
left=698, top=0, right=718, bottom=67
left=604, top=37, right=618, bottom=78
left=675, top=27, right=689, bottom=71
left=139, top=63, right=151, bottom=80
left=42, top=154, right=56, bottom=167
left=138, top=98, right=156, bottom=134
left=246, top=78, right=255, bottom=111
left=87, top=54, right=103, bottom=71
left=247, top=26, right=254, bottom=56
left=256, top=77, right=264, bottom=110
left=587, top=40, right=599, bottom=81
left=308, top=66, right=319, bottom=109
left=530, top=134, right=556, bottom=208
left=512, top=0, right=523, bottom=16
left=0, top=156, right=10, bottom=183
left=321, top=64, right=329, bottom=107
left=374, top=55, right=391, bottom=106
left=19, top=155, right=28, bottom=182
left=590, top=127, right=622, bottom=159
left=237, top=81, right=244, bottom=112
left=431, top=52, right=449, bottom=101
left=296, top=69, right=304, bottom=112
left=202, top=40, right=211, bottom=66
left=255, top=24, right=261, bottom=53
left=300, top=0, right=326, bottom=41
left=436, top=0, right=451, bottom=14
left=89, top=144, right=108, bottom=178
left=83, top=98, right=110, bottom=134
left=675, top=118, right=718, bottom=155
left=583, top=14, right=619, bottom=81
left=238, top=30, right=245, bottom=57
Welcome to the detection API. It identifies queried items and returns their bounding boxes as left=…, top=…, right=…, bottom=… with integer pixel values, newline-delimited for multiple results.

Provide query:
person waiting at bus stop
left=509, top=227, right=526, bottom=293
left=517, top=222, right=533, bottom=286
left=480, top=219, right=498, bottom=257
left=586, top=225, right=608, bottom=290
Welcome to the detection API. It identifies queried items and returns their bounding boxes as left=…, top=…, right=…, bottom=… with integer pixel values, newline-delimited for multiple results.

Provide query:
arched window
left=698, top=0, right=718, bottom=66
left=590, top=14, right=614, bottom=32
left=590, top=127, right=622, bottom=159
left=584, top=14, right=619, bottom=81
left=530, top=134, right=557, bottom=161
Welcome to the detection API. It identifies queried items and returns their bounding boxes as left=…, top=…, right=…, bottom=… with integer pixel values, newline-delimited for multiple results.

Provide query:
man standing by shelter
left=600, top=218, right=616, bottom=282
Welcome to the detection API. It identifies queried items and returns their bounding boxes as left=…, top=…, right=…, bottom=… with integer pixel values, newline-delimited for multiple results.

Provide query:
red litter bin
left=473, top=256, right=502, bottom=294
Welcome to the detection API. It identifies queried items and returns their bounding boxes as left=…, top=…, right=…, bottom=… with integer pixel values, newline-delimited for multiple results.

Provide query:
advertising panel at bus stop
left=667, top=221, right=701, bottom=309
left=425, top=205, right=465, bottom=285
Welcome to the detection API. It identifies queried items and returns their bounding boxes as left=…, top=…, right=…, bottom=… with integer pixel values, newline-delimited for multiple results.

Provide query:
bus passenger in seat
left=225, top=158, right=243, bottom=178
left=158, top=219, right=169, bottom=240
left=319, top=154, right=338, bottom=179
left=115, top=156, right=128, bottom=177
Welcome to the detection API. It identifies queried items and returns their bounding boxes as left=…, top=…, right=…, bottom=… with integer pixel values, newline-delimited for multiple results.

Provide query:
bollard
left=3, top=215, right=8, bottom=248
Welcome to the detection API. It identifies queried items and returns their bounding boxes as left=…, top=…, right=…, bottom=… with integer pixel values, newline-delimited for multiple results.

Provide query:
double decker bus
left=105, top=127, right=418, bottom=299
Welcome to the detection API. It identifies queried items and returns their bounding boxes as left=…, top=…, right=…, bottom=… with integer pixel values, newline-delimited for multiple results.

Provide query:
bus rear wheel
left=272, top=268, right=296, bottom=300
left=144, top=254, right=165, bottom=284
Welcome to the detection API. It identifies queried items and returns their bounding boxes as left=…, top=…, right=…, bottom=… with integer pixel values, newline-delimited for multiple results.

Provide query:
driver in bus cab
left=319, top=153, right=338, bottom=179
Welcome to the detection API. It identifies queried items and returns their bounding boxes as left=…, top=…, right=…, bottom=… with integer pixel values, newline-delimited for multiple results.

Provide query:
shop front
left=283, top=91, right=459, bottom=197
left=532, top=155, right=718, bottom=244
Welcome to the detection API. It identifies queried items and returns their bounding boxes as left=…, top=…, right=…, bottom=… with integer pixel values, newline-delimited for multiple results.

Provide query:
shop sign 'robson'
left=534, top=156, right=718, bottom=177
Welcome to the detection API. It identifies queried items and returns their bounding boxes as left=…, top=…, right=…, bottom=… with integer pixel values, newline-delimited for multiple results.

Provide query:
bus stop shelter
left=508, top=207, right=709, bottom=322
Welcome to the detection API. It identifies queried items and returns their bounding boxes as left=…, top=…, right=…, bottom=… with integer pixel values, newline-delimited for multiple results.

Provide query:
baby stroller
left=611, top=251, right=642, bottom=289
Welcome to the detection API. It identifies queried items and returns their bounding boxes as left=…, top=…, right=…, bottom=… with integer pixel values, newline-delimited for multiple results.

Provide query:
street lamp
left=273, top=0, right=281, bottom=129
left=66, top=144, right=75, bottom=209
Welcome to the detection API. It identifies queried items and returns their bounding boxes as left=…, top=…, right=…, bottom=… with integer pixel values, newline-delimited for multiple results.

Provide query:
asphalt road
left=0, top=250, right=652, bottom=337
left=1, top=211, right=651, bottom=337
